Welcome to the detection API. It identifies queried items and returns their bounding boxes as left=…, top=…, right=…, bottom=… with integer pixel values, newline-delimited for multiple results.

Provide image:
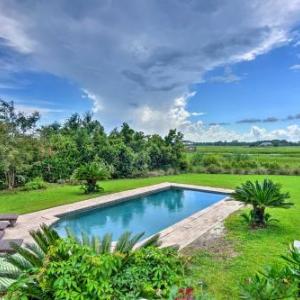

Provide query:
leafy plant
left=232, top=179, right=293, bottom=228
left=241, top=245, right=300, bottom=299
left=72, top=160, right=110, bottom=193
left=0, top=225, right=179, bottom=299
left=241, top=211, right=279, bottom=227
left=23, top=177, right=47, bottom=191
left=64, top=228, right=161, bottom=254
left=0, top=224, right=60, bottom=298
left=0, top=225, right=186, bottom=299
left=240, top=266, right=298, bottom=300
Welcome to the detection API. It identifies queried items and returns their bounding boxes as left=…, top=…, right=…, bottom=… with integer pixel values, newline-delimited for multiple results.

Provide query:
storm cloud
left=0, top=0, right=300, bottom=139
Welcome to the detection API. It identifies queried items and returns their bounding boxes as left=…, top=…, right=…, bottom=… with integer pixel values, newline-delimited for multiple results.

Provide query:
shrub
left=205, top=165, right=224, bottom=174
left=39, top=242, right=186, bottom=299
left=72, top=161, right=110, bottom=193
left=2, top=226, right=188, bottom=299
left=240, top=245, right=300, bottom=299
left=191, top=151, right=204, bottom=165
left=232, top=179, right=293, bottom=228
left=23, top=177, right=47, bottom=191
left=201, top=155, right=221, bottom=167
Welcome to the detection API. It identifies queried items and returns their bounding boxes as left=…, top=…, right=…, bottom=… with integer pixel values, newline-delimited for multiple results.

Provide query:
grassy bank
left=1, top=173, right=299, bottom=298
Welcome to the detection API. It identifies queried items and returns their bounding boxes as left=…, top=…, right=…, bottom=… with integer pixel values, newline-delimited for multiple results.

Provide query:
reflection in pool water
left=52, top=188, right=226, bottom=240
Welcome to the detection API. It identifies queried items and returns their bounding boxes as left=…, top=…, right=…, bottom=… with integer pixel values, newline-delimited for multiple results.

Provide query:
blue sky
left=0, top=0, right=300, bottom=141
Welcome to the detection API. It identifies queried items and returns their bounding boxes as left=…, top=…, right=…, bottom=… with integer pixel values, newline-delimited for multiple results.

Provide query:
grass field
left=1, top=173, right=299, bottom=298
left=186, top=146, right=300, bottom=169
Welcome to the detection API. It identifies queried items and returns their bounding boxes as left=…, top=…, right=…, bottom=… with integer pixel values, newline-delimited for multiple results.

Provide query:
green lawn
left=1, top=173, right=299, bottom=299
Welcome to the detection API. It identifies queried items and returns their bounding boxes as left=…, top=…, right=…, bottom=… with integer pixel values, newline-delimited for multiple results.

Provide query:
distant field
left=186, top=146, right=300, bottom=168
left=195, top=146, right=300, bottom=154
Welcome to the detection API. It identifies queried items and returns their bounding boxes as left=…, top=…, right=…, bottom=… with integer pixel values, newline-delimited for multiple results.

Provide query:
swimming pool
left=52, top=188, right=227, bottom=240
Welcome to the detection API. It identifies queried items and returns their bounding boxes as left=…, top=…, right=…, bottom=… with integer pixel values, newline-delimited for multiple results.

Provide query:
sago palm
left=232, top=179, right=293, bottom=228
left=0, top=224, right=60, bottom=298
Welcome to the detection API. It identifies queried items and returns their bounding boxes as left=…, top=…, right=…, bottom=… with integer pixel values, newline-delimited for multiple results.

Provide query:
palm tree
left=0, top=224, right=161, bottom=297
left=232, top=179, right=293, bottom=228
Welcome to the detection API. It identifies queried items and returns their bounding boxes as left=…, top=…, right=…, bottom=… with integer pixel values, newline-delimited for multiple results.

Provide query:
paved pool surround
left=5, top=183, right=243, bottom=249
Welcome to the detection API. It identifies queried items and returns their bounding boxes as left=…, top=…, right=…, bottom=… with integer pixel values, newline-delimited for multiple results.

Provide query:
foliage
left=23, top=177, right=47, bottom=191
left=0, top=100, right=187, bottom=190
left=240, top=245, right=300, bottom=299
left=232, top=179, right=293, bottom=227
left=188, top=147, right=300, bottom=176
left=72, top=161, right=110, bottom=193
left=0, top=99, right=40, bottom=190
left=0, top=225, right=187, bottom=299
left=38, top=241, right=185, bottom=299
left=0, top=224, right=60, bottom=298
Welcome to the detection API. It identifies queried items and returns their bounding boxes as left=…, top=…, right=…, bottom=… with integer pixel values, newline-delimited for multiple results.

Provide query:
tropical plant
left=72, top=160, right=110, bottom=193
left=240, top=266, right=298, bottom=300
left=232, top=179, right=293, bottom=228
left=240, top=245, right=300, bottom=299
left=0, top=225, right=162, bottom=298
left=64, top=227, right=162, bottom=254
left=36, top=239, right=185, bottom=299
left=0, top=224, right=60, bottom=298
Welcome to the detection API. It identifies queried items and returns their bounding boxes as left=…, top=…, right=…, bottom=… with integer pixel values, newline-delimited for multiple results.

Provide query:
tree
left=0, top=100, right=40, bottom=189
left=232, top=179, right=293, bottom=228
left=73, top=161, right=110, bottom=193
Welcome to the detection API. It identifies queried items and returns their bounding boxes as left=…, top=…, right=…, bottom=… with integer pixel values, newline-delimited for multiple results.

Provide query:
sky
left=0, top=0, right=300, bottom=142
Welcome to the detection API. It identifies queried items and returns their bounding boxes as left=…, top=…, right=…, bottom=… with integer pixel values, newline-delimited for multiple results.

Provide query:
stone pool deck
left=5, top=182, right=243, bottom=249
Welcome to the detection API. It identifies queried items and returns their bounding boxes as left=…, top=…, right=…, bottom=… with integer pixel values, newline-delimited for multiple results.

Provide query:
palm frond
left=115, top=231, right=132, bottom=253
left=138, top=233, right=161, bottom=248
left=4, top=254, right=32, bottom=273
left=100, top=233, right=112, bottom=253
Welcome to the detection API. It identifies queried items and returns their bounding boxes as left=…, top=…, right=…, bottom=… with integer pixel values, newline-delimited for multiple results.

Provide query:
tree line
left=0, top=99, right=187, bottom=190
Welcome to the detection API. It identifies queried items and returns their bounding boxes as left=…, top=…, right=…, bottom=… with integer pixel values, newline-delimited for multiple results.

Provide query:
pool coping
left=4, top=182, right=243, bottom=249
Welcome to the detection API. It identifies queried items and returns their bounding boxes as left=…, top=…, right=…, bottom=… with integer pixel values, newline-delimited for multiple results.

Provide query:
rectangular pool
left=52, top=188, right=227, bottom=240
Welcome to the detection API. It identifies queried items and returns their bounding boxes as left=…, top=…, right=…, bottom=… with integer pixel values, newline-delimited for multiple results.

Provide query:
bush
left=72, top=161, right=111, bottom=193
left=5, top=237, right=188, bottom=299
left=201, top=155, right=221, bottom=167
left=191, top=151, right=204, bottom=165
left=233, top=179, right=292, bottom=228
left=23, top=177, right=47, bottom=191
left=240, top=245, right=300, bottom=299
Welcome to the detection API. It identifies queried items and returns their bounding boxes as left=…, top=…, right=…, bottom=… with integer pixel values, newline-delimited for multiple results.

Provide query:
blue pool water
left=52, top=188, right=226, bottom=240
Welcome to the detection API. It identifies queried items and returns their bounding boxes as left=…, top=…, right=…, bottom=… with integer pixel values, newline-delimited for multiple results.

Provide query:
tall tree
left=0, top=100, right=40, bottom=189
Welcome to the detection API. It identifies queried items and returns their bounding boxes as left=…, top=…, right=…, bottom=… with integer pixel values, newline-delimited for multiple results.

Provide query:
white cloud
left=0, top=0, right=300, bottom=137
left=82, top=89, right=103, bottom=112
left=290, top=64, right=300, bottom=70
left=14, top=103, right=63, bottom=115
left=182, top=123, right=300, bottom=142
left=131, top=92, right=203, bottom=134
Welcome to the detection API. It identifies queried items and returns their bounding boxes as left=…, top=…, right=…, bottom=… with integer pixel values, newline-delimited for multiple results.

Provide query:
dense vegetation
left=1, top=99, right=299, bottom=191
left=0, top=99, right=186, bottom=190
left=188, top=146, right=300, bottom=175
left=0, top=226, right=191, bottom=299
